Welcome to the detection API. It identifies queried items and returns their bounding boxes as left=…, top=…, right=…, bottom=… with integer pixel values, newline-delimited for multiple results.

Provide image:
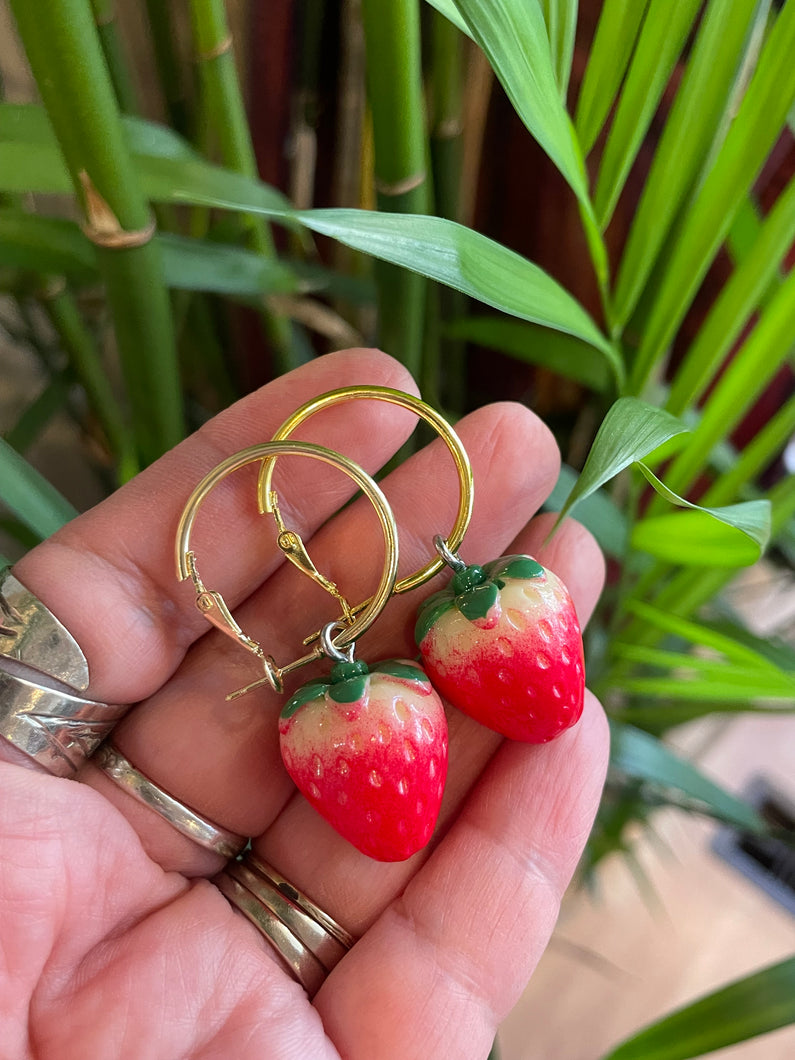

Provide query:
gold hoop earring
left=176, top=439, right=448, bottom=863
left=257, top=387, right=585, bottom=746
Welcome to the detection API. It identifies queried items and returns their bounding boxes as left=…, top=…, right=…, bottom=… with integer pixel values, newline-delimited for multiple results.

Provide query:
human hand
left=1, top=348, right=608, bottom=1060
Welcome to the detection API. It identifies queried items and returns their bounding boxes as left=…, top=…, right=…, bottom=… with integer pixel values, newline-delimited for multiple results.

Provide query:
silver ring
left=0, top=566, right=90, bottom=691
left=93, top=743, right=247, bottom=858
left=216, top=854, right=356, bottom=996
left=0, top=666, right=128, bottom=777
left=432, top=534, right=467, bottom=573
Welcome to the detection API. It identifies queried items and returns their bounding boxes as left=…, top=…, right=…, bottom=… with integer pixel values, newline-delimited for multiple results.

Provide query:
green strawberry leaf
left=281, top=678, right=327, bottom=720
left=456, top=581, right=500, bottom=621
left=485, top=554, right=545, bottom=581
left=415, top=589, right=456, bottom=645
left=371, top=660, right=431, bottom=688
left=328, top=673, right=368, bottom=704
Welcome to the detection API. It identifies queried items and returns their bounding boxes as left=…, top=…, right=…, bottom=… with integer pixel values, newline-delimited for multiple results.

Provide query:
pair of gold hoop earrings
left=176, top=386, right=585, bottom=862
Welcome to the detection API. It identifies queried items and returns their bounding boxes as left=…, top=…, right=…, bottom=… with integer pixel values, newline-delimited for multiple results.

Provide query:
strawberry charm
left=416, top=546, right=584, bottom=743
left=279, top=658, right=448, bottom=862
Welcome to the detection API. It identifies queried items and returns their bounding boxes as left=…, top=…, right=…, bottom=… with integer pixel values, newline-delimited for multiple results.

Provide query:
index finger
left=10, top=349, right=419, bottom=704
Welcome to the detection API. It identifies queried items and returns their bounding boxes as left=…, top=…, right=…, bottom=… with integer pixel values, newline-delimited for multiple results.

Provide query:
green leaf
left=281, top=679, right=327, bottom=720
left=415, top=590, right=455, bottom=645
left=612, top=645, right=795, bottom=696
left=593, top=0, right=703, bottom=229
left=280, top=210, right=613, bottom=359
left=543, top=464, right=628, bottom=558
left=0, top=209, right=96, bottom=280
left=485, top=556, right=545, bottom=581
left=423, top=0, right=472, bottom=37
left=601, top=956, right=795, bottom=1060
left=445, top=314, right=616, bottom=391
left=158, top=234, right=299, bottom=296
left=616, top=676, right=794, bottom=704
left=632, top=464, right=771, bottom=565
left=540, top=0, right=579, bottom=97
left=612, top=0, right=762, bottom=327
left=328, top=674, right=368, bottom=704
left=623, top=600, right=792, bottom=673
left=451, top=0, right=588, bottom=203
left=630, top=1, right=795, bottom=392
left=552, top=397, right=689, bottom=529
left=0, top=104, right=293, bottom=215
left=666, top=173, right=795, bottom=416
left=0, top=437, right=78, bottom=539
left=574, top=0, right=650, bottom=154
left=608, top=721, right=763, bottom=832
left=456, top=581, right=499, bottom=621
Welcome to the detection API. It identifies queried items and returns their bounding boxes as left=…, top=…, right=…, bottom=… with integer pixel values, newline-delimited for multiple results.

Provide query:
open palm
left=1, top=349, right=608, bottom=1060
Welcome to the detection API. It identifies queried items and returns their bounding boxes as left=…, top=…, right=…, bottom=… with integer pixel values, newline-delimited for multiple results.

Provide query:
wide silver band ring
left=94, top=742, right=247, bottom=858
left=0, top=567, right=90, bottom=691
left=0, top=667, right=128, bottom=777
left=216, top=854, right=356, bottom=996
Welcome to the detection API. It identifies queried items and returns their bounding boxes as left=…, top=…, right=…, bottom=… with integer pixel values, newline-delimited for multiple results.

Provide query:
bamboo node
left=374, top=171, right=427, bottom=197
left=38, top=277, right=68, bottom=301
left=196, top=34, right=234, bottom=62
left=434, top=118, right=463, bottom=140
left=79, top=170, right=156, bottom=249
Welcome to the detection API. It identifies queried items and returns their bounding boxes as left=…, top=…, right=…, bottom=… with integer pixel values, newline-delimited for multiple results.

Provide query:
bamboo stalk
left=143, top=0, right=191, bottom=136
left=361, top=0, right=429, bottom=379
left=90, top=0, right=140, bottom=114
left=40, top=282, right=139, bottom=481
left=429, top=9, right=467, bottom=409
left=188, top=0, right=294, bottom=374
left=9, top=0, right=184, bottom=466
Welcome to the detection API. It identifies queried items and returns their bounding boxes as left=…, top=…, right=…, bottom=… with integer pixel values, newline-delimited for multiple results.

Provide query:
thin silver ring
left=0, top=666, right=127, bottom=777
left=93, top=743, right=246, bottom=858
left=433, top=534, right=467, bottom=573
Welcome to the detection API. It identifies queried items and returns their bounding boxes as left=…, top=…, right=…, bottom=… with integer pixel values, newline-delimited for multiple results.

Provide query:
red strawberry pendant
left=416, top=555, right=584, bottom=743
left=279, top=659, right=448, bottom=861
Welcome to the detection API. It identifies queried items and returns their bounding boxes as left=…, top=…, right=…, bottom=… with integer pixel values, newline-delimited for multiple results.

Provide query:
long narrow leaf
left=662, top=259, right=795, bottom=499
left=574, top=0, right=650, bottom=154
left=612, top=0, right=761, bottom=327
left=593, top=0, right=703, bottom=229
left=666, top=173, right=795, bottom=416
left=543, top=465, right=628, bottom=557
left=630, top=1, right=795, bottom=393
left=624, top=600, right=792, bottom=671
left=609, top=721, right=763, bottom=832
left=0, top=438, right=77, bottom=539
left=612, top=645, right=795, bottom=695
left=448, top=0, right=608, bottom=285
left=0, top=209, right=96, bottom=280
left=446, top=315, right=614, bottom=391
left=601, top=957, right=795, bottom=1060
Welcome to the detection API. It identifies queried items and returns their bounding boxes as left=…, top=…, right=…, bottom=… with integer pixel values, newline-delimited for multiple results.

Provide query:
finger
left=250, top=514, right=605, bottom=933
left=79, top=401, right=564, bottom=874
left=316, top=691, right=609, bottom=1060
left=9, top=348, right=419, bottom=706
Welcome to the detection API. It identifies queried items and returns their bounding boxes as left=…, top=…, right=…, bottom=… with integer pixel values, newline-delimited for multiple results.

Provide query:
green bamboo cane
left=187, top=0, right=294, bottom=375
left=40, top=281, right=139, bottom=481
left=143, top=0, right=191, bottom=137
left=9, top=0, right=184, bottom=467
left=429, top=8, right=467, bottom=410
left=90, top=0, right=140, bottom=114
left=361, top=0, right=430, bottom=381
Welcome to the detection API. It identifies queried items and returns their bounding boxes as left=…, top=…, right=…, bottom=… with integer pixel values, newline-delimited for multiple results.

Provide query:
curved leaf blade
left=633, top=463, right=771, bottom=564
left=552, top=397, right=688, bottom=528
left=594, top=0, right=703, bottom=229
left=574, top=0, right=650, bottom=154
left=630, top=1, right=795, bottom=392
left=612, top=0, right=762, bottom=327
left=286, top=210, right=616, bottom=360
left=601, top=957, right=795, bottom=1060
left=609, top=721, right=763, bottom=832
left=0, top=438, right=78, bottom=540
